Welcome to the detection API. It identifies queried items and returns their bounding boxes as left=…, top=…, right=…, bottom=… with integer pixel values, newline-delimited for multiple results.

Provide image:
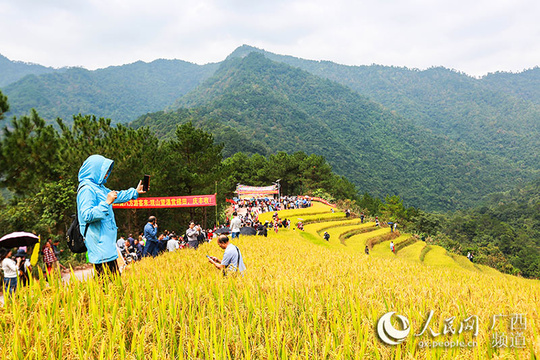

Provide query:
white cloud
left=0, top=0, right=538, bottom=75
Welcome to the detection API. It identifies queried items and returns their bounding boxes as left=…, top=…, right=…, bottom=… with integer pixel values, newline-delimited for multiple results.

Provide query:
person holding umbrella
left=0, top=232, right=40, bottom=288
left=1, top=248, right=21, bottom=295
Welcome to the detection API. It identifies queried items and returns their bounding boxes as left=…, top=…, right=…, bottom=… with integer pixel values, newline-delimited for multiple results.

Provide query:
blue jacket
left=144, top=222, right=158, bottom=243
left=77, top=155, right=139, bottom=264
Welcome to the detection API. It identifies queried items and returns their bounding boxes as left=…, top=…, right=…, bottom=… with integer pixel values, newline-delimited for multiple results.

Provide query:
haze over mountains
left=1, top=46, right=538, bottom=212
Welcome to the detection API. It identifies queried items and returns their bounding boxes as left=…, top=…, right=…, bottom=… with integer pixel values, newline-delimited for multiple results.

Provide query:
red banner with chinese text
left=113, top=194, right=216, bottom=209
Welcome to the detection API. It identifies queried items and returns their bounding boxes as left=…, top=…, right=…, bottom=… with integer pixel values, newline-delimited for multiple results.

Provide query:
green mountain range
left=0, top=54, right=62, bottom=87
left=227, top=46, right=540, bottom=168
left=2, top=47, right=539, bottom=212
left=132, top=53, right=537, bottom=211
left=1, top=58, right=218, bottom=123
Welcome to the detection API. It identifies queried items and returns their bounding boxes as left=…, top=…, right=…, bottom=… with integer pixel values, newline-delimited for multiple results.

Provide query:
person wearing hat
left=1, top=248, right=21, bottom=295
left=15, top=248, right=32, bottom=287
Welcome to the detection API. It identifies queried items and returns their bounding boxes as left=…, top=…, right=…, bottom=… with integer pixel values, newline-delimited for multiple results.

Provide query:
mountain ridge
left=133, top=53, right=536, bottom=211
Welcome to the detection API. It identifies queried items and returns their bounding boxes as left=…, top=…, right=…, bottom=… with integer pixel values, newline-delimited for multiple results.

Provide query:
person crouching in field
left=77, top=154, right=145, bottom=276
left=208, top=235, right=246, bottom=275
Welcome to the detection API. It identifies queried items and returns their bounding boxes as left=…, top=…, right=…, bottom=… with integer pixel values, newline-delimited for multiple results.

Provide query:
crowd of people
left=115, top=217, right=217, bottom=263
left=232, top=196, right=312, bottom=214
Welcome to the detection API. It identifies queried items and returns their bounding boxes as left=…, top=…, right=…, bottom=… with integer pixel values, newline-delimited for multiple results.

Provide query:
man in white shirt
left=186, top=221, right=201, bottom=249
left=230, top=212, right=242, bottom=239
left=167, top=235, right=180, bottom=252
left=116, top=236, right=126, bottom=251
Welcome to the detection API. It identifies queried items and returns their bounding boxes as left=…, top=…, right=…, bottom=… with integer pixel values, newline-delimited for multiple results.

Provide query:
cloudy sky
left=1, top=0, right=538, bottom=76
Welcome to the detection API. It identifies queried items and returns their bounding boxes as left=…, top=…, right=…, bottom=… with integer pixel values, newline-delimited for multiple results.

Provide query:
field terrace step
left=296, top=212, right=347, bottom=224
left=318, top=223, right=377, bottom=247
left=370, top=234, right=413, bottom=258
left=257, top=202, right=333, bottom=222
left=343, top=227, right=391, bottom=252
left=450, top=253, right=482, bottom=273
left=422, top=245, right=459, bottom=268
left=303, top=219, right=372, bottom=236
left=396, top=241, right=427, bottom=263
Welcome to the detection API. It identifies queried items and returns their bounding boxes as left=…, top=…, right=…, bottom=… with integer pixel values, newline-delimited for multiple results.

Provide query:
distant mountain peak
left=227, top=45, right=267, bottom=60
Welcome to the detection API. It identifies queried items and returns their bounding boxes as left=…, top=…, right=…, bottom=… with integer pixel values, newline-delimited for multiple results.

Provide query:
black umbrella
left=215, top=227, right=231, bottom=235
left=0, top=232, right=39, bottom=249
left=240, top=226, right=257, bottom=236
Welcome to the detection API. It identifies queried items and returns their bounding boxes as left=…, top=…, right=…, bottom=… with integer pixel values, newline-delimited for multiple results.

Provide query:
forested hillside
left=133, top=53, right=535, bottom=212
left=435, top=177, right=540, bottom=278
left=0, top=54, right=61, bottom=87
left=482, top=67, right=540, bottom=105
left=3, top=46, right=539, bottom=212
left=1, top=59, right=218, bottom=123
left=228, top=46, right=540, bottom=170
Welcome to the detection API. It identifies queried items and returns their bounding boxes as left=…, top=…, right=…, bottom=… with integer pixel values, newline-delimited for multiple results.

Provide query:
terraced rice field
left=1, top=202, right=538, bottom=359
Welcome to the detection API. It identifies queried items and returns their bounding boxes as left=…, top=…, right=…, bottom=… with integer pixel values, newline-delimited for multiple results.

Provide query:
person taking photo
left=207, top=235, right=246, bottom=275
left=77, top=154, right=145, bottom=276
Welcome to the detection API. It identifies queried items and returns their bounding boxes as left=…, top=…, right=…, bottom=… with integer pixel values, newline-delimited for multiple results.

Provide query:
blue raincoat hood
left=78, top=155, right=114, bottom=185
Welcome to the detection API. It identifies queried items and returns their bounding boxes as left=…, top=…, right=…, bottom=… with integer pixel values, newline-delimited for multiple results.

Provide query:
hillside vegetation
left=134, top=53, right=536, bottom=212
left=1, top=204, right=538, bottom=359
left=3, top=47, right=539, bottom=212
left=437, top=177, right=540, bottom=278
left=1, top=60, right=218, bottom=123
left=229, top=46, right=540, bottom=169
left=0, top=54, right=61, bottom=87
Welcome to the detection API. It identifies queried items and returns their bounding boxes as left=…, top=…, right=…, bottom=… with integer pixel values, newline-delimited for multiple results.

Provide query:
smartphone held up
left=142, top=175, right=150, bottom=192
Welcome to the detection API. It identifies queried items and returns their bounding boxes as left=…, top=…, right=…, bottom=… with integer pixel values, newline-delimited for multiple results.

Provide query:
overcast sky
left=1, top=0, right=538, bottom=76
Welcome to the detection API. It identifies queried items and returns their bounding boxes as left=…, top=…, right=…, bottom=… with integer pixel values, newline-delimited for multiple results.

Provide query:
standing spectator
left=43, top=241, right=58, bottom=275
left=16, top=249, right=31, bottom=287
left=360, top=213, right=365, bottom=224
left=167, top=235, right=180, bottom=252
left=1, top=248, right=21, bottom=295
left=116, top=236, right=126, bottom=251
left=230, top=212, right=241, bottom=239
left=393, top=223, right=398, bottom=232
left=186, top=221, right=201, bottom=249
left=365, top=245, right=370, bottom=255
left=138, top=231, right=145, bottom=247
left=77, top=154, right=145, bottom=275
left=390, top=241, right=395, bottom=253
left=375, top=217, right=380, bottom=227
left=143, top=216, right=159, bottom=257
left=159, top=230, right=170, bottom=253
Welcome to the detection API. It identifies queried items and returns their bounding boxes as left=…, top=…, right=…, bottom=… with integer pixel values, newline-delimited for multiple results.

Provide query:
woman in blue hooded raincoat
left=77, top=154, right=145, bottom=274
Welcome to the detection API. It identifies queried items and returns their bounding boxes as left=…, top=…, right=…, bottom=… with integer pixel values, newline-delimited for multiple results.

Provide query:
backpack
left=66, top=185, right=89, bottom=253
left=67, top=213, right=88, bottom=253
